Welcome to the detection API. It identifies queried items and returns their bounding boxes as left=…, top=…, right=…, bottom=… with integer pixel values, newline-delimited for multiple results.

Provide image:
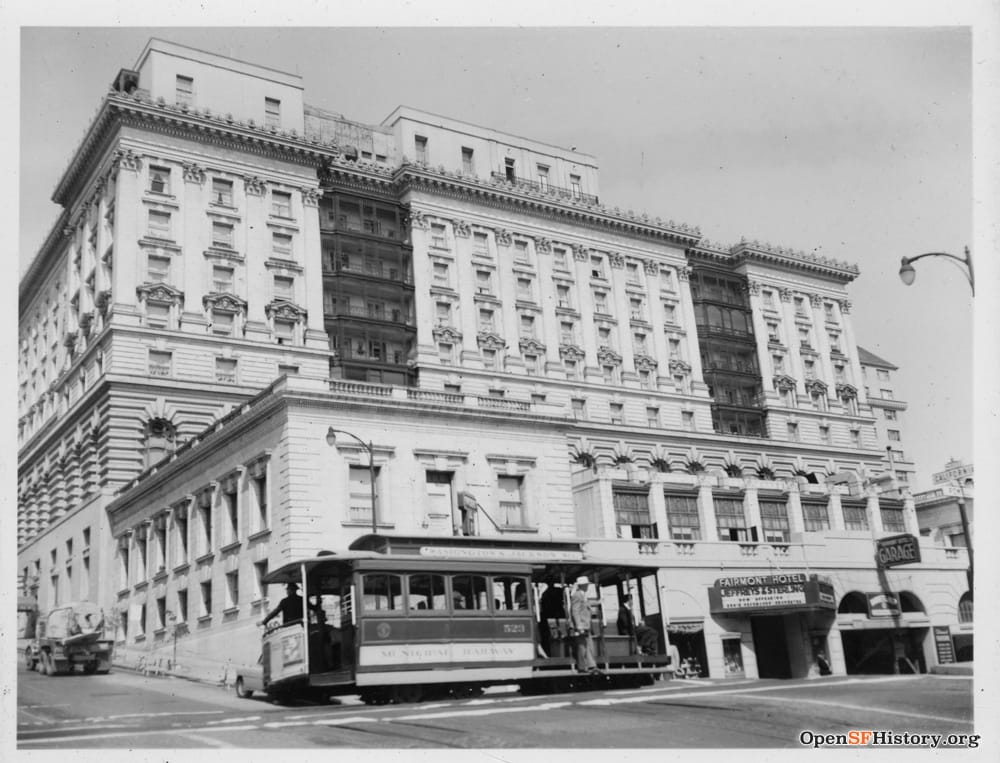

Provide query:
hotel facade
left=17, top=39, right=970, bottom=681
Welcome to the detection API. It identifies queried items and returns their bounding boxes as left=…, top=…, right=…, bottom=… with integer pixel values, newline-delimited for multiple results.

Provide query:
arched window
left=144, top=417, right=177, bottom=468
left=958, top=592, right=973, bottom=623
left=898, top=591, right=925, bottom=614
left=838, top=591, right=868, bottom=614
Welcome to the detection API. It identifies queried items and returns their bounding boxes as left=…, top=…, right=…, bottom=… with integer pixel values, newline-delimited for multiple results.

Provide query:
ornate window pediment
left=805, top=378, right=828, bottom=395
left=203, top=293, right=248, bottom=314
left=265, top=299, right=306, bottom=321
left=518, top=337, right=547, bottom=354
left=668, top=358, right=692, bottom=375
left=835, top=382, right=857, bottom=400
left=137, top=283, right=184, bottom=305
left=476, top=331, right=506, bottom=351
left=634, top=354, right=658, bottom=372
left=597, top=346, right=622, bottom=366
left=558, top=343, right=586, bottom=361
left=432, top=325, right=463, bottom=343
left=773, top=374, right=798, bottom=392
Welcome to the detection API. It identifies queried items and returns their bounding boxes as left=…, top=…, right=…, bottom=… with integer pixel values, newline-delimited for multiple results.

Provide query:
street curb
left=929, top=662, right=973, bottom=676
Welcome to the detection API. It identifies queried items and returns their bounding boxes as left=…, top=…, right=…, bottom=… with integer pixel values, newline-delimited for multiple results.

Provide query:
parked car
left=235, top=655, right=265, bottom=699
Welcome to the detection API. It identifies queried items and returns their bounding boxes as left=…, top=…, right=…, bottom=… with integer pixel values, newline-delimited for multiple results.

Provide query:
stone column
left=573, top=245, right=601, bottom=380
left=698, top=478, right=718, bottom=541
left=180, top=162, right=208, bottom=332
left=609, top=252, right=637, bottom=381
left=300, top=187, right=328, bottom=349
left=242, top=175, right=270, bottom=341
left=676, top=266, right=706, bottom=390
left=535, top=237, right=563, bottom=375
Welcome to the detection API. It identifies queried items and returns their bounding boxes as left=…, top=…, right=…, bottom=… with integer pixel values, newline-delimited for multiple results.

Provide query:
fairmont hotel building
left=17, top=39, right=972, bottom=681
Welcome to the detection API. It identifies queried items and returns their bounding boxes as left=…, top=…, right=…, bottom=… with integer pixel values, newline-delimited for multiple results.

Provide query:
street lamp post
left=955, top=481, right=973, bottom=597
left=898, top=246, right=974, bottom=295
left=326, top=427, right=377, bottom=535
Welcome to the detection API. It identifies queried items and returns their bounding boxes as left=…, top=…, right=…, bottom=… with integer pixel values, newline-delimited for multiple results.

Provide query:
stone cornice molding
left=432, top=325, right=463, bottom=343
left=395, top=165, right=701, bottom=247
left=689, top=237, right=859, bottom=283
left=202, top=292, right=248, bottom=313
left=668, top=359, right=692, bottom=375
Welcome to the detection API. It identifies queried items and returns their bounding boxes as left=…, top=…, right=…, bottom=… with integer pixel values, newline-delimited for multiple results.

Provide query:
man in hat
left=260, top=583, right=305, bottom=626
left=569, top=575, right=599, bottom=673
left=616, top=594, right=659, bottom=655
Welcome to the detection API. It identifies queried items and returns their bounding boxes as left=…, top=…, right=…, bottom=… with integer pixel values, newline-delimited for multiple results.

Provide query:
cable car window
left=492, top=576, right=531, bottom=611
left=362, top=573, right=403, bottom=612
left=451, top=575, right=489, bottom=611
left=408, top=574, right=446, bottom=611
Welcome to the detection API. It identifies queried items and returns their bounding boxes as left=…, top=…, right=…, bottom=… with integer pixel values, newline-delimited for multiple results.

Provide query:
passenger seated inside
left=616, top=594, right=659, bottom=654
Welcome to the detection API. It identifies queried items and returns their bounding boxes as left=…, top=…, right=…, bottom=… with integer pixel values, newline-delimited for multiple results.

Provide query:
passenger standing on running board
left=569, top=576, right=599, bottom=674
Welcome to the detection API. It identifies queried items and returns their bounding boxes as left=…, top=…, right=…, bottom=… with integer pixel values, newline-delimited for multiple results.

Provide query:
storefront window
left=722, top=637, right=744, bottom=676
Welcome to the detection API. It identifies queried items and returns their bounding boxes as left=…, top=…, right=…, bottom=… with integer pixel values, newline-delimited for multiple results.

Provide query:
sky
left=14, top=24, right=978, bottom=491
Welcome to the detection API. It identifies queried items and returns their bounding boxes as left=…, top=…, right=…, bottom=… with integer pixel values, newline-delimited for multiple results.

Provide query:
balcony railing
left=327, top=305, right=415, bottom=326
left=324, top=262, right=414, bottom=284
left=489, top=172, right=599, bottom=205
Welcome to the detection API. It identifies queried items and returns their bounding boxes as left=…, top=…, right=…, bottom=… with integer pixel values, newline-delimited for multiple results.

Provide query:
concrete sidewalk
left=930, top=661, right=973, bottom=676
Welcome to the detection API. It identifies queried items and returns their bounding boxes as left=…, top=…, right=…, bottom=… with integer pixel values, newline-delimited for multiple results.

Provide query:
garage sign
left=876, top=533, right=921, bottom=568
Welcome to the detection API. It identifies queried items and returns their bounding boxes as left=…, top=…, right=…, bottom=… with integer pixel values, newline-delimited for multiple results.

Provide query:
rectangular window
left=763, top=290, right=775, bottom=309
left=714, top=497, right=748, bottom=541
left=842, top=504, right=868, bottom=531
left=880, top=389, right=894, bottom=400
left=564, top=359, right=578, bottom=379
left=176, top=589, right=188, bottom=623
left=149, top=166, right=170, bottom=194
left=435, top=301, right=452, bottom=325
left=148, top=210, right=171, bottom=239
left=225, top=571, right=239, bottom=611
left=519, top=314, right=535, bottom=338
left=532, top=164, right=549, bottom=191
left=272, top=232, right=293, bottom=259
left=824, top=303, right=836, bottom=321
left=880, top=506, right=906, bottom=533
left=590, top=256, right=605, bottom=280
left=174, top=507, right=188, bottom=566
left=610, top=403, right=624, bottom=425
left=630, top=298, right=645, bottom=320
left=430, top=223, right=448, bottom=249
left=626, top=261, right=640, bottom=284
left=212, top=265, right=234, bottom=293
left=571, top=398, right=586, bottom=418
left=593, top=291, right=609, bottom=314
left=646, top=406, right=659, bottom=427
left=212, top=178, right=233, bottom=206
left=438, top=343, right=453, bottom=365
left=665, top=494, right=701, bottom=541
left=829, top=333, right=842, bottom=353
left=663, top=301, right=677, bottom=324
left=802, top=503, right=830, bottom=531
left=148, top=350, right=172, bottom=377
left=211, top=310, right=234, bottom=337
left=523, top=353, right=539, bottom=376
left=633, top=333, right=648, bottom=354
left=478, top=308, right=495, bottom=331
left=767, top=322, right=780, bottom=343
left=877, top=368, right=890, bottom=381
left=481, top=349, right=497, bottom=369
left=514, top=240, right=529, bottom=262
left=759, top=500, right=790, bottom=543
left=887, top=429, right=901, bottom=441
left=274, top=276, right=294, bottom=300
left=271, top=191, right=292, bottom=218
left=264, top=97, right=281, bottom=129
left=253, top=561, right=268, bottom=602
left=570, top=174, right=581, bottom=199
left=175, top=75, right=194, bottom=107
left=497, top=476, right=525, bottom=527
left=156, top=595, right=167, bottom=631
left=349, top=465, right=380, bottom=525
left=560, top=321, right=576, bottom=345
left=432, top=262, right=449, bottom=286
left=200, top=581, right=212, bottom=618
left=613, top=491, right=656, bottom=539
left=819, top=425, right=831, bottom=444
left=215, top=357, right=237, bottom=382
left=415, top=135, right=428, bottom=163
left=787, top=423, right=800, bottom=442
left=462, top=147, right=474, bottom=174
left=602, top=365, right=618, bottom=385
left=473, top=231, right=489, bottom=256
left=274, top=320, right=294, bottom=344
left=516, top=277, right=533, bottom=301
left=476, top=270, right=493, bottom=295
left=504, top=157, right=516, bottom=181
left=146, top=302, right=171, bottom=328
left=799, top=328, right=811, bottom=348
left=212, top=221, right=234, bottom=249
left=884, top=409, right=897, bottom=421
left=553, top=247, right=568, bottom=270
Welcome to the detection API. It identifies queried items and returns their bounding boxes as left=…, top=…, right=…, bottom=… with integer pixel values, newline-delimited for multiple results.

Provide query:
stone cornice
left=54, top=92, right=331, bottom=208
left=689, top=238, right=860, bottom=283
left=395, top=163, right=702, bottom=247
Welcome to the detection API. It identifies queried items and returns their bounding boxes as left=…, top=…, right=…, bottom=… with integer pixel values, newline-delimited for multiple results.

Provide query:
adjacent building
left=18, top=39, right=971, bottom=682
left=857, top=346, right=915, bottom=487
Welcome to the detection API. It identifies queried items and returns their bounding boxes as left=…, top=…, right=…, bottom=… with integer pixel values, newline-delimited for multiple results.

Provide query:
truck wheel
left=83, top=661, right=97, bottom=675
left=235, top=677, right=254, bottom=698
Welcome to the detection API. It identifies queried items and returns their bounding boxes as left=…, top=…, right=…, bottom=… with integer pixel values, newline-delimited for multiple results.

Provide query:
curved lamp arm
left=899, top=247, right=974, bottom=296
left=326, top=427, right=377, bottom=534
